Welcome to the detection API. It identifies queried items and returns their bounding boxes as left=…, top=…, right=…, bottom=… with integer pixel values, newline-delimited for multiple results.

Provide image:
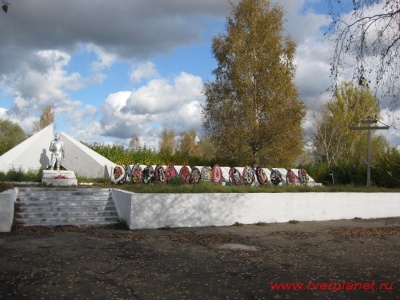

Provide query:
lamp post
left=350, top=116, right=389, bottom=186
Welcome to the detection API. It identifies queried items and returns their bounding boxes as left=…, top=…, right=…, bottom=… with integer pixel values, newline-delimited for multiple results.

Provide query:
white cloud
left=294, top=41, right=332, bottom=103
left=123, top=72, right=203, bottom=114
left=129, top=62, right=158, bottom=85
left=99, top=72, right=204, bottom=148
left=0, top=49, right=102, bottom=133
left=273, top=0, right=330, bottom=44
left=87, top=44, right=118, bottom=72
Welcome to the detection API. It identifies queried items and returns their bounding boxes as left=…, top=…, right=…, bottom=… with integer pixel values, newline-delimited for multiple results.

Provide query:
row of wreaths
left=112, top=164, right=310, bottom=186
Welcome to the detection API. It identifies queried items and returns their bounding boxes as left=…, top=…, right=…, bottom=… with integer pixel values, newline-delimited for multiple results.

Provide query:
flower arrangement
left=179, top=166, right=191, bottom=184
left=165, top=165, right=177, bottom=183
left=107, top=162, right=310, bottom=188
left=190, top=167, right=201, bottom=184
left=286, top=169, right=297, bottom=185
left=113, top=165, right=126, bottom=184
left=212, top=164, right=222, bottom=184
left=54, top=174, right=68, bottom=179
left=155, top=165, right=166, bottom=184
left=130, top=164, right=142, bottom=184
left=298, top=169, right=309, bottom=185
left=270, top=169, right=282, bottom=185
left=242, top=166, right=255, bottom=185
left=201, top=166, right=212, bottom=182
left=142, top=166, right=155, bottom=184
left=256, top=167, right=269, bottom=185
left=229, top=167, right=242, bottom=185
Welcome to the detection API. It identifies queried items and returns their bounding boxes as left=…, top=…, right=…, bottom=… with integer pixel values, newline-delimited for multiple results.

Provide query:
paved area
left=1, top=218, right=399, bottom=299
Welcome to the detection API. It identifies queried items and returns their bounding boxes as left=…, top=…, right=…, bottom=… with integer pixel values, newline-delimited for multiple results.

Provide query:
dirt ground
left=0, top=217, right=399, bottom=300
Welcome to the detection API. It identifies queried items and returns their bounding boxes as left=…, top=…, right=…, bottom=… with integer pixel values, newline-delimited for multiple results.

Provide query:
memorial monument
left=49, top=133, right=65, bottom=170
left=0, top=124, right=115, bottom=179
left=42, top=133, right=78, bottom=186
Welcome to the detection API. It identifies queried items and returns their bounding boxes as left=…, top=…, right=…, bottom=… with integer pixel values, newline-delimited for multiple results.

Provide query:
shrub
left=373, top=147, right=400, bottom=188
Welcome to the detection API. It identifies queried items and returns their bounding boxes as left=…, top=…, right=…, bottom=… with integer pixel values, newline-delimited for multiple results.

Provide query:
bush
left=0, top=182, right=12, bottom=192
left=0, top=168, right=42, bottom=182
left=373, top=147, right=400, bottom=188
left=299, top=162, right=367, bottom=186
left=0, top=119, right=27, bottom=156
left=86, top=143, right=163, bottom=166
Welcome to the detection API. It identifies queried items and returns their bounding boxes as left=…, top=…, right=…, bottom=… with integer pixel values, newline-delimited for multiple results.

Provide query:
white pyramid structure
left=59, top=131, right=115, bottom=178
left=0, top=124, right=54, bottom=173
left=0, top=124, right=115, bottom=178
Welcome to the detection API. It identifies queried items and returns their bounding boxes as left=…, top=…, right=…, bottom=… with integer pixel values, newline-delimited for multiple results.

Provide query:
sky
left=0, top=0, right=399, bottom=150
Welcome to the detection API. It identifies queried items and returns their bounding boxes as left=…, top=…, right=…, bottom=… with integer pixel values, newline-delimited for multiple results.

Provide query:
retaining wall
left=111, top=190, right=400, bottom=229
left=0, top=188, right=18, bottom=232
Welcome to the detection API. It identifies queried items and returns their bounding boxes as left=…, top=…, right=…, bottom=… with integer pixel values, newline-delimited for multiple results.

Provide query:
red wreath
left=130, top=165, right=142, bottom=184
left=298, top=169, right=309, bottom=185
left=179, top=166, right=191, bottom=184
left=229, top=167, right=242, bottom=185
left=165, top=165, right=177, bottom=183
left=286, top=169, right=297, bottom=185
left=256, top=167, right=269, bottom=185
left=212, top=164, right=222, bottom=184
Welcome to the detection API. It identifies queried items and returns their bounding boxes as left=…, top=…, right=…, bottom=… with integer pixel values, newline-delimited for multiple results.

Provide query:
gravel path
left=1, top=217, right=399, bottom=299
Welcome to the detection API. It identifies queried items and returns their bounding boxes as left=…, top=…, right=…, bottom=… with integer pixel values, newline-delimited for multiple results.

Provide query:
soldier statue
left=49, top=133, right=65, bottom=170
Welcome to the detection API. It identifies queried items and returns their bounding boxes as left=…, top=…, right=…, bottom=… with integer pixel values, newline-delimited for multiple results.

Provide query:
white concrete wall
left=111, top=189, right=133, bottom=227
left=0, top=188, right=18, bottom=232
left=111, top=191, right=400, bottom=229
left=60, top=132, right=115, bottom=178
left=0, top=124, right=54, bottom=173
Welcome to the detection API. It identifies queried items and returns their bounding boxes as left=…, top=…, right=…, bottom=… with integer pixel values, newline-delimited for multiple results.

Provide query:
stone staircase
left=15, top=187, right=120, bottom=227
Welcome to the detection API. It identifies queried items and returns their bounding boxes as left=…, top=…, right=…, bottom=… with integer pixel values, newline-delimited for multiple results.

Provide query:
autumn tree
left=327, top=0, right=400, bottom=115
left=33, top=105, right=55, bottom=133
left=176, top=130, right=198, bottom=157
left=0, top=119, right=27, bottom=155
left=313, top=82, right=389, bottom=164
left=196, top=135, right=217, bottom=162
left=158, top=129, right=176, bottom=159
left=128, top=134, right=141, bottom=150
left=202, top=0, right=305, bottom=167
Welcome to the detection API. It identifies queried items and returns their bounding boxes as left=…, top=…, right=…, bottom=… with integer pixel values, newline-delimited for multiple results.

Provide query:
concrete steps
left=16, top=187, right=120, bottom=227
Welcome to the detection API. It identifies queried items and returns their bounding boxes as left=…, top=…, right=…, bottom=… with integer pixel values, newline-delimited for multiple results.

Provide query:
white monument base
left=42, top=170, right=78, bottom=186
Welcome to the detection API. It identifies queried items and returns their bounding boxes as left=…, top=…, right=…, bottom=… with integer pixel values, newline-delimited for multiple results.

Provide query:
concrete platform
left=42, top=170, right=78, bottom=186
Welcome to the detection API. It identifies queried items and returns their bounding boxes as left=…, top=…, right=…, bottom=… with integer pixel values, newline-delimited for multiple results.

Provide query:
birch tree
left=203, top=0, right=305, bottom=167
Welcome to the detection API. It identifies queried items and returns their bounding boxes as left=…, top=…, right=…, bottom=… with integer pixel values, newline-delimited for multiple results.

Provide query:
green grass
left=288, top=220, right=300, bottom=224
left=0, top=168, right=42, bottom=183
left=233, top=222, right=244, bottom=226
left=0, top=182, right=13, bottom=193
left=113, top=182, right=400, bottom=193
left=157, top=224, right=174, bottom=230
left=1, top=168, right=400, bottom=193
left=113, top=218, right=130, bottom=230
left=255, top=221, right=269, bottom=226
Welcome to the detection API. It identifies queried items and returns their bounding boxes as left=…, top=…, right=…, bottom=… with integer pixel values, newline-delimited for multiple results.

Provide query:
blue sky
left=0, top=0, right=398, bottom=150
